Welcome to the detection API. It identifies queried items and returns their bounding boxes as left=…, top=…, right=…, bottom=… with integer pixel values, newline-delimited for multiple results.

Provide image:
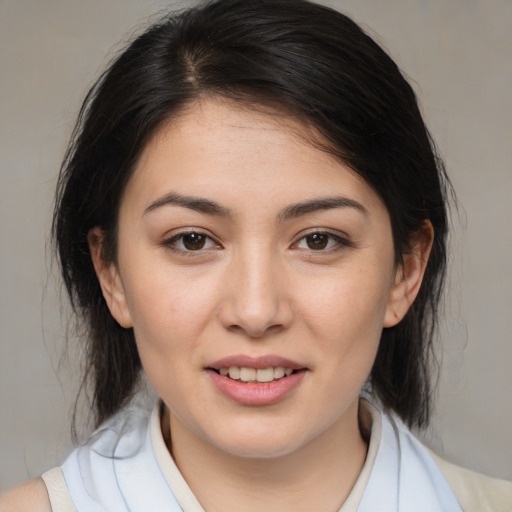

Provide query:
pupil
left=184, top=233, right=205, bottom=250
left=307, top=233, right=328, bottom=250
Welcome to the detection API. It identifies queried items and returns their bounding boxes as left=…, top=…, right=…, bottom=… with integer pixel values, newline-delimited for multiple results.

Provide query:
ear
left=88, top=227, right=133, bottom=328
left=383, top=221, right=434, bottom=328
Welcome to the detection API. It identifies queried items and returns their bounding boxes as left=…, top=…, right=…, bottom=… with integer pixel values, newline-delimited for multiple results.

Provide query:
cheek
left=298, top=262, right=393, bottom=354
left=121, top=259, right=220, bottom=357
left=122, top=270, right=221, bottom=405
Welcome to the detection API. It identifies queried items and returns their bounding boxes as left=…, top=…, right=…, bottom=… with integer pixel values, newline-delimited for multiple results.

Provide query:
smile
left=216, top=366, right=295, bottom=383
left=207, top=356, right=307, bottom=405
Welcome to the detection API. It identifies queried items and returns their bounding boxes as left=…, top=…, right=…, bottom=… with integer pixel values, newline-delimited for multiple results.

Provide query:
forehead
left=123, top=98, right=385, bottom=218
left=142, top=99, right=332, bottom=172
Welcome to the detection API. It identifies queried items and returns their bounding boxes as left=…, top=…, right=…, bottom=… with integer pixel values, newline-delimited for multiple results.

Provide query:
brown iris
left=305, top=233, right=329, bottom=250
left=182, top=233, right=207, bottom=250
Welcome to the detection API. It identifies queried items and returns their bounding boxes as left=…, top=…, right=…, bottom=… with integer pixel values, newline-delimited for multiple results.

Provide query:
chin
left=200, top=415, right=313, bottom=459
left=214, top=434, right=304, bottom=459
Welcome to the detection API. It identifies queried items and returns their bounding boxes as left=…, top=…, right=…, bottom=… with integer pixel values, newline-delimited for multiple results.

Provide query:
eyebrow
left=277, top=196, right=368, bottom=221
left=144, top=192, right=367, bottom=220
left=144, top=192, right=232, bottom=217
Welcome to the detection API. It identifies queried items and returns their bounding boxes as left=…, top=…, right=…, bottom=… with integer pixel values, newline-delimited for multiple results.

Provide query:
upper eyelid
left=292, top=229, right=352, bottom=250
left=162, top=227, right=350, bottom=247
left=165, top=228, right=217, bottom=240
left=163, top=229, right=222, bottom=249
left=294, top=228, right=350, bottom=241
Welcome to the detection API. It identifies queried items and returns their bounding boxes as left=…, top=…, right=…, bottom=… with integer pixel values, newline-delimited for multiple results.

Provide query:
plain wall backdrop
left=1, top=0, right=511, bottom=491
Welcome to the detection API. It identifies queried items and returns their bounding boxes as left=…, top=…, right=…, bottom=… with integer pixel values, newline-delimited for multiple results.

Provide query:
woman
left=2, top=0, right=511, bottom=510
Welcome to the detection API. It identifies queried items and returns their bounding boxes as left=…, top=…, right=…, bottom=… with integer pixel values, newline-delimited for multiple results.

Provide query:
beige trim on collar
left=430, top=451, right=512, bottom=512
left=339, top=399, right=382, bottom=512
left=150, top=404, right=206, bottom=511
left=41, top=467, right=77, bottom=512
left=149, top=398, right=382, bottom=512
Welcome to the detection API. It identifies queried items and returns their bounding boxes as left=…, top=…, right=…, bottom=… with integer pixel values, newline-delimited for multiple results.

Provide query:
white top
left=42, top=399, right=512, bottom=511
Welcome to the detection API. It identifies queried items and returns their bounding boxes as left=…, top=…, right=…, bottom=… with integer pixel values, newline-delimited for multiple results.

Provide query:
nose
left=218, top=247, right=293, bottom=338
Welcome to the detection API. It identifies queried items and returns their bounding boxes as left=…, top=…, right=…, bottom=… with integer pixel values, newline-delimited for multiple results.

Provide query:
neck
left=163, top=400, right=368, bottom=512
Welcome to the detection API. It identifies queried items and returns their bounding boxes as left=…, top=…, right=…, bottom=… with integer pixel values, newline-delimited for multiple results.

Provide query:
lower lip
left=208, top=370, right=306, bottom=406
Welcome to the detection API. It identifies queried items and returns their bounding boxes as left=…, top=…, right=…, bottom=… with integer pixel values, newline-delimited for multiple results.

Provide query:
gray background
left=1, top=0, right=511, bottom=491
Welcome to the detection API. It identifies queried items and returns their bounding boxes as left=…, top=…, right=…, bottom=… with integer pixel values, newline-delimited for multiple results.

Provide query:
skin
left=0, top=479, right=51, bottom=512
left=1, top=98, right=432, bottom=511
left=83, top=98, right=432, bottom=512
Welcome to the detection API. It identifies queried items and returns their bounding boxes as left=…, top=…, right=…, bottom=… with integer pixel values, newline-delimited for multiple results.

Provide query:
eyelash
left=163, top=230, right=221, bottom=255
left=162, top=229, right=351, bottom=256
left=293, top=230, right=352, bottom=252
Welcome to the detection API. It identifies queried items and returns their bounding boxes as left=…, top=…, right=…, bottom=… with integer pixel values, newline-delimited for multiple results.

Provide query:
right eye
left=292, top=230, right=351, bottom=253
left=164, top=231, right=220, bottom=252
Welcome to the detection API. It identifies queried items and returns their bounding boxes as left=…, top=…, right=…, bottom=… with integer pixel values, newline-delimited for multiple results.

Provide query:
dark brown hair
left=53, top=0, right=450, bottom=429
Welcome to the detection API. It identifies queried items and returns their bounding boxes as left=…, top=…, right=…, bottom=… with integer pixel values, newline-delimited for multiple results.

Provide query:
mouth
left=210, top=366, right=302, bottom=383
left=207, top=359, right=307, bottom=405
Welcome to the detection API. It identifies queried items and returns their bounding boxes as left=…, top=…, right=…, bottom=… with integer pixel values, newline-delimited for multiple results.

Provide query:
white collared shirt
left=42, top=398, right=512, bottom=511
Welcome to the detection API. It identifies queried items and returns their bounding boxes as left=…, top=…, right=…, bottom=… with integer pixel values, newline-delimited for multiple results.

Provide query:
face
left=93, top=99, right=422, bottom=460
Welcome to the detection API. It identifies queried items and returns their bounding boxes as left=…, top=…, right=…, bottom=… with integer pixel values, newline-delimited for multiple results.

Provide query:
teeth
left=218, top=366, right=296, bottom=382
left=273, top=367, right=285, bottom=379
left=228, top=366, right=240, bottom=380
left=256, top=368, right=274, bottom=382
left=240, top=367, right=256, bottom=382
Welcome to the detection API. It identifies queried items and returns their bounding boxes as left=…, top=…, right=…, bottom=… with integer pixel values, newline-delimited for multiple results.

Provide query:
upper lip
left=207, top=355, right=306, bottom=371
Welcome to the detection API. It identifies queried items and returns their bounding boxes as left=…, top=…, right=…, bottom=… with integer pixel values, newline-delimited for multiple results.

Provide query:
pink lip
left=207, top=354, right=306, bottom=371
left=208, top=370, right=306, bottom=406
left=206, top=354, right=308, bottom=406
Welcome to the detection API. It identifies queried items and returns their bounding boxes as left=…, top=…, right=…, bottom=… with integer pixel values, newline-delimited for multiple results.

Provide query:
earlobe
left=383, top=221, right=434, bottom=328
left=88, top=227, right=133, bottom=328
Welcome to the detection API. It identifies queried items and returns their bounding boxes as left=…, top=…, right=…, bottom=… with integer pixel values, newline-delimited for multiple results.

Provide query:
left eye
left=166, top=232, right=219, bottom=251
left=295, top=232, right=345, bottom=251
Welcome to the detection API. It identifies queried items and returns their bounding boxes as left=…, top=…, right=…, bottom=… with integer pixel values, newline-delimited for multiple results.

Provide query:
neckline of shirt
left=149, top=397, right=383, bottom=512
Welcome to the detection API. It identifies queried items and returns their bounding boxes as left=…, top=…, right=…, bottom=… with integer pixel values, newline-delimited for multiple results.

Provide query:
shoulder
left=430, top=451, right=512, bottom=512
left=0, top=478, right=52, bottom=512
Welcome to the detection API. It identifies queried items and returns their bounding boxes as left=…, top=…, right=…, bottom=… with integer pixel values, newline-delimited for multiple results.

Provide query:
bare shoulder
left=0, top=478, right=52, bottom=512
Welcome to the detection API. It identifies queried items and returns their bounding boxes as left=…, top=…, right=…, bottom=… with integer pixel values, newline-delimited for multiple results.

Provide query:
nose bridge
left=219, top=240, right=291, bottom=337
